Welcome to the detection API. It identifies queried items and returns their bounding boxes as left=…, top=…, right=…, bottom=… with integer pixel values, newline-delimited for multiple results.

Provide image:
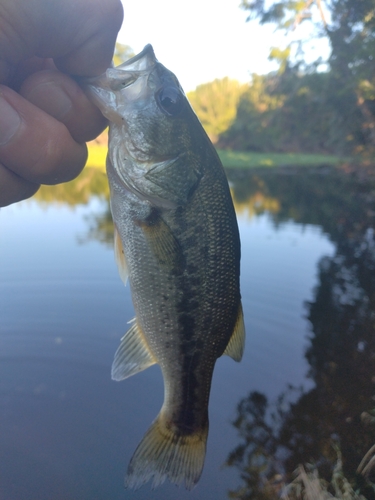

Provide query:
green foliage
left=33, top=167, right=109, bottom=206
left=113, top=42, right=134, bottom=66
left=218, top=149, right=345, bottom=168
left=219, top=69, right=356, bottom=154
left=239, top=0, right=375, bottom=154
left=217, top=73, right=284, bottom=152
left=269, top=46, right=291, bottom=73
left=241, top=0, right=321, bottom=28
left=187, top=78, right=245, bottom=142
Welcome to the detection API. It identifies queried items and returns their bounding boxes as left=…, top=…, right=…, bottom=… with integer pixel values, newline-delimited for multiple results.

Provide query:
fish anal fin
left=223, top=303, right=245, bottom=362
left=111, top=319, right=156, bottom=381
left=114, top=225, right=128, bottom=285
left=125, top=411, right=208, bottom=490
left=138, top=210, right=184, bottom=271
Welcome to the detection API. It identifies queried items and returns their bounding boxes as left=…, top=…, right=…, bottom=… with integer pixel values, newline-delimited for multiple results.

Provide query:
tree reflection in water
left=33, top=167, right=114, bottom=247
left=226, top=167, right=375, bottom=499
left=32, top=164, right=375, bottom=497
left=34, top=167, right=109, bottom=207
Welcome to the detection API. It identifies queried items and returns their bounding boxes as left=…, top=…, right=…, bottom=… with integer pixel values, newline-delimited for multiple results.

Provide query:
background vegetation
left=186, top=1, right=375, bottom=160
left=97, top=4, right=375, bottom=169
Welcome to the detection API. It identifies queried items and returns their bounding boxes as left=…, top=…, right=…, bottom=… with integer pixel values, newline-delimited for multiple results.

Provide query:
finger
left=19, top=69, right=107, bottom=143
left=0, top=0, right=123, bottom=76
left=0, top=85, right=87, bottom=185
left=0, top=162, right=39, bottom=207
left=53, top=0, right=124, bottom=76
left=3, top=57, right=57, bottom=89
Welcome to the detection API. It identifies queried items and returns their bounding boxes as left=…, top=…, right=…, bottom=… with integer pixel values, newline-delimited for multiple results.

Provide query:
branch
left=316, top=0, right=328, bottom=31
left=292, top=0, right=328, bottom=33
left=293, top=0, right=314, bottom=30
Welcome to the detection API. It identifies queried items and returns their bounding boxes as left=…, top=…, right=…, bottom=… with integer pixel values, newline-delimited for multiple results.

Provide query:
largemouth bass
left=84, top=44, right=245, bottom=490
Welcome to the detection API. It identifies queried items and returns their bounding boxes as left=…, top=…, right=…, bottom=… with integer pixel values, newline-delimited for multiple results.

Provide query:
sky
left=117, top=0, right=330, bottom=92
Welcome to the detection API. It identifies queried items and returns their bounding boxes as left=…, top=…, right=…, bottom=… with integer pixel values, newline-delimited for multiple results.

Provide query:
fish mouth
left=117, top=44, right=157, bottom=72
left=81, top=44, right=158, bottom=124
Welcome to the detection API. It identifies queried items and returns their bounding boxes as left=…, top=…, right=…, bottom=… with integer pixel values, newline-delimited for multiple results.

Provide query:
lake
left=1, top=165, right=375, bottom=499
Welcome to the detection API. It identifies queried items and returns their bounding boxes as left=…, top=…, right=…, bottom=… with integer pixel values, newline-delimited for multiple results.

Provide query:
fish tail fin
left=125, top=412, right=208, bottom=490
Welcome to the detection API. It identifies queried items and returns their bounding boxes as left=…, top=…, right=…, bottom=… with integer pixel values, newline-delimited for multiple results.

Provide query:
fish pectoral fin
left=139, top=211, right=184, bottom=271
left=125, top=410, right=208, bottom=490
left=223, top=303, right=245, bottom=362
left=114, top=225, right=128, bottom=285
left=111, top=319, right=157, bottom=381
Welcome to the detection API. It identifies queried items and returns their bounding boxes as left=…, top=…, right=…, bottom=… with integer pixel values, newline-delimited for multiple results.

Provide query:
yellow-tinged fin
left=114, top=225, right=128, bottom=285
left=111, top=319, right=156, bottom=381
left=223, top=303, right=245, bottom=362
left=139, top=211, right=184, bottom=270
left=125, top=412, right=208, bottom=490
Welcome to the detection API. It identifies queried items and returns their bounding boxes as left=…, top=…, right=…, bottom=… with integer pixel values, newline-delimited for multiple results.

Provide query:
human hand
left=0, top=0, right=123, bottom=207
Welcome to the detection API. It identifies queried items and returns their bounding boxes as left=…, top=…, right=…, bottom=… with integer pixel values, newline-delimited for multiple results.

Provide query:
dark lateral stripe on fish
left=172, top=355, right=209, bottom=434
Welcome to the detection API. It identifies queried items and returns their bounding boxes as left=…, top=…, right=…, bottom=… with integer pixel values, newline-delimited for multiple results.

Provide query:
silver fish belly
left=83, top=44, right=245, bottom=490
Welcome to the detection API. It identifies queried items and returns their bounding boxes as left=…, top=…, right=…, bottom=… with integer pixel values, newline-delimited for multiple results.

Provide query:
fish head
left=83, top=45, right=208, bottom=207
left=83, top=45, right=157, bottom=125
left=84, top=44, right=191, bottom=156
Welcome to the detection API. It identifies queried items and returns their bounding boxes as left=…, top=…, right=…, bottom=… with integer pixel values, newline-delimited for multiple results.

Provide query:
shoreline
left=86, top=143, right=352, bottom=170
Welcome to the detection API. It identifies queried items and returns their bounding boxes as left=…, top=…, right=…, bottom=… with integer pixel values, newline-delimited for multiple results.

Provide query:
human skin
left=0, top=0, right=123, bottom=206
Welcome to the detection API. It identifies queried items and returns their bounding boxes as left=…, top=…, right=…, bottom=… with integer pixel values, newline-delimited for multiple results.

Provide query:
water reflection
left=3, top=165, right=375, bottom=498
left=225, top=167, right=375, bottom=498
left=34, top=167, right=109, bottom=207
left=79, top=206, right=113, bottom=247
left=34, top=167, right=114, bottom=246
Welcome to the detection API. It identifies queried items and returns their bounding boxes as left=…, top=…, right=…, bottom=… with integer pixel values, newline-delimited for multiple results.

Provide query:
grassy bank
left=218, top=149, right=347, bottom=168
left=86, top=143, right=346, bottom=170
left=87, top=144, right=107, bottom=169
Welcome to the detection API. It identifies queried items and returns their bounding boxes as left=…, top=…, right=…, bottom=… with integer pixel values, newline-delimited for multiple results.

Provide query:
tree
left=218, top=73, right=284, bottom=152
left=241, top=0, right=375, bottom=152
left=113, top=42, right=134, bottom=66
left=219, top=70, right=354, bottom=154
left=187, top=78, right=246, bottom=142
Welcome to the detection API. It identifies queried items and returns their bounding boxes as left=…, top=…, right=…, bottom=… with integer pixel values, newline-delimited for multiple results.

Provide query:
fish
left=83, top=44, right=245, bottom=490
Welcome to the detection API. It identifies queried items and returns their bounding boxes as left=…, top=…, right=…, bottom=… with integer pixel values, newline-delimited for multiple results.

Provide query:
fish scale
left=83, top=44, right=245, bottom=490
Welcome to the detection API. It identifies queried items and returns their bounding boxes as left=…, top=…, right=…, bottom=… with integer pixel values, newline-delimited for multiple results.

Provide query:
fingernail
left=25, top=82, right=73, bottom=121
left=0, top=94, right=21, bottom=146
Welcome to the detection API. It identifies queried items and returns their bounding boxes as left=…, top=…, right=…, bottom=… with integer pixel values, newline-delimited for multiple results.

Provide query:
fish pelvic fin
left=111, top=319, right=156, bottom=381
left=114, top=225, right=128, bottom=285
left=125, top=412, right=208, bottom=490
left=223, top=303, right=245, bottom=362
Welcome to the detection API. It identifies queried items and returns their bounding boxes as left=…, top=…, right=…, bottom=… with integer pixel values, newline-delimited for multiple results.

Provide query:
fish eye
left=156, top=86, right=185, bottom=116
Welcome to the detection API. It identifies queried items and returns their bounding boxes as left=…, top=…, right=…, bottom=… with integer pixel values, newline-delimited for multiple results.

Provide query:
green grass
left=217, top=149, right=347, bottom=168
left=86, top=143, right=347, bottom=170
left=86, top=144, right=107, bottom=169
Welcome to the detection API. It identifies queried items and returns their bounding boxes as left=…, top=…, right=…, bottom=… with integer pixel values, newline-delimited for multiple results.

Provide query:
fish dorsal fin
left=223, top=303, right=245, bottom=362
left=114, top=225, right=128, bottom=285
left=111, top=319, right=157, bottom=381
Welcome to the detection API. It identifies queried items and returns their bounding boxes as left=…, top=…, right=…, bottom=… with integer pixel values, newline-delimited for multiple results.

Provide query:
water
left=1, top=166, right=375, bottom=499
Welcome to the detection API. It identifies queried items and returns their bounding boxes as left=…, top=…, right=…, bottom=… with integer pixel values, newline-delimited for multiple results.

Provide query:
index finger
left=0, top=0, right=123, bottom=76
